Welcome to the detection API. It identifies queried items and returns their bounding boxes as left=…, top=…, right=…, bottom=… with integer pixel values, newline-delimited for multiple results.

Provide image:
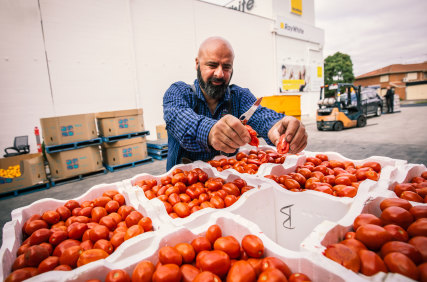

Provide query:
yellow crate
left=261, top=95, right=301, bottom=118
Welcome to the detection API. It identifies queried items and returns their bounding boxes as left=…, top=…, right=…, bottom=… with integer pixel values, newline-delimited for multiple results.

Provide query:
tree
left=324, top=52, right=355, bottom=85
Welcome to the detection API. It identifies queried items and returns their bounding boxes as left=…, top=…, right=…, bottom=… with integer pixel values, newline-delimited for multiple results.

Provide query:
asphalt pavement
left=1, top=104, right=426, bottom=247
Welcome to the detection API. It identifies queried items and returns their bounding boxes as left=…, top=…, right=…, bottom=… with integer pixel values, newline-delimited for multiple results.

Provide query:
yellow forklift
left=316, top=83, right=367, bottom=131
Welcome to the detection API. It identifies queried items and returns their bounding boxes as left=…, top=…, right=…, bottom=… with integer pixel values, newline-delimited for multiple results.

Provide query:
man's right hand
left=208, top=115, right=250, bottom=153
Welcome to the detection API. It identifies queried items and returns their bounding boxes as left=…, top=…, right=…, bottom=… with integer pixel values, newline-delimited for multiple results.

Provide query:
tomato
left=132, top=260, right=155, bottom=282
left=381, top=241, right=422, bottom=265
left=59, top=245, right=83, bottom=268
left=187, top=171, right=199, bottom=185
left=344, top=231, right=356, bottom=240
left=336, top=186, right=357, bottom=198
left=222, top=183, right=240, bottom=197
left=28, top=228, right=51, bottom=246
left=173, top=243, right=195, bottom=264
left=64, top=200, right=80, bottom=211
left=24, top=219, right=48, bottom=236
left=380, top=206, right=414, bottom=229
left=118, top=206, right=135, bottom=220
left=205, top=224, right=222, bottom=244
left=407, top=218, right=427, bottom=237
left=89, top=224, right=110, bottom=242
left=152, top=264, right=181, bottom=282
left=197, top=250, right=231, bottom=278
left=52, top=239, right=80, bottom=257
left=226, top=260, right=256, bottom=282
left=383, top=252, right=419, bottom=280
left=355, top=224, right=392, bottom=251
left=12, top=254, right=26, bottom=271
left=38, top=256, right=59, bottom=273
left=76, top=249, right=109, bottom=267
left=94, top=239, right=114, bottom=254
left=191, top=237, right=212, bottom=253
left=324, top=243, right=360, bottom=273
left=180, top=264, right=201, bottom=282
left=358, top=249, right=387, bottom=276
left=105, top=269, right=131, bottom=282
left=67, top=222, right=88, bottom=240
left=394, top=183, right=416, bottom=197
left=93, top=196, right=112, bottom=207
left=245, top=125, right=259, bottom=147
left=213, top=236, right=241, bottom=259
left=105, top=200, right=120, bottom=213
left=409, top=236, right=427, bottom=262
left=124, top=225, right=144, bottom=241
left=80, top=239, right=94, bottom=251
left=158, top=246, right=183, bottom=266
left=288, top=272, right=312, bottom=282
left=362, top=162, right=381, bottom=173
left=193, top=271, right=221, bottom=282
left=383, top=224, right=409, bottom=242
left=353, top=213, right=382, bottom=230
left=173, top=202, right=191, bottom=218
left=42, top=210, right=60, bottom=225
left=261, top=257, right=292, bottom=278
left=400, top=190, right=424, bottom=202
left=91, top=207, right=108, bottom=223
left=241, top=234, right=264, bottom=258
left=23, top=245, right=49, bottom=267
left=124, top=211, right=143, bottom=227
left=379, top=198, right=412, bottom=211
left=340, top=239, right=367, bottom=254
left=138, top=217, right=153, bottom=232
left=5, top=268, right=35, bottom=282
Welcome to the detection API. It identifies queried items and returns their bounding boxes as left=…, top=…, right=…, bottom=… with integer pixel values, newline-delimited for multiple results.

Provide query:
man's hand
left=268, top=116, right=307, bottom=154
left=208, top=115, right=250, bottom=153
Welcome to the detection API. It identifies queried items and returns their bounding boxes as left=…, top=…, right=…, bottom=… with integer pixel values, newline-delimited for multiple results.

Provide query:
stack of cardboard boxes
left=40, top=114, right=103, bottom=181
left=96, top=109, right=148, bottom=168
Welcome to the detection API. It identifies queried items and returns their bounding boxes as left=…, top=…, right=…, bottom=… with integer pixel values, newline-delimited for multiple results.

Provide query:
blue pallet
left=149, top=153, right=167, bottom=160
left=146, top=139, right=168, bottom=150
left=46, top=138, right=102, bottom=154
left=0, top=182, right=50, bottom=199
left=50, top=168, right=107, bottom=186
left=101, top=131, right=150, bottom=143
left=104, top=157, right=153, bottom=172
left=147, top=148, right=168, bottom=155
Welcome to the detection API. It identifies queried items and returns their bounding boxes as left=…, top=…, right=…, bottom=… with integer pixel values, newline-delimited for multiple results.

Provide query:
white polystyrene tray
left=379, top=163, right=426, bottom=196
left=24, top=211, right=365, bottom=281
left=0, top=182, right=159, bottom=282
left=300, top=195, right=423, bottom=282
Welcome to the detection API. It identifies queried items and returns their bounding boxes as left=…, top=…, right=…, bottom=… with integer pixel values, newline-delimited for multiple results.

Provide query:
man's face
left=196, top=41, right=234, bottom=100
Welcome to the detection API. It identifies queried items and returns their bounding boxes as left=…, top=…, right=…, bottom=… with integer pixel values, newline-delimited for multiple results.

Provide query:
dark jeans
left=386, top=97, right=394, bottom=113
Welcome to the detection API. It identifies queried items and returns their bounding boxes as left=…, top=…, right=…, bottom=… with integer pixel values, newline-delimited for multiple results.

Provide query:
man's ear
left=195, top=58, right=199, bottom=71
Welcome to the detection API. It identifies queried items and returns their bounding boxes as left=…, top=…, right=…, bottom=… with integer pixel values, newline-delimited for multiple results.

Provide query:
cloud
left=315, top=0, right=427, bottom=75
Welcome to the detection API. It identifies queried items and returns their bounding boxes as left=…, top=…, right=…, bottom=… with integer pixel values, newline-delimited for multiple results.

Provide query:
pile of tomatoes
left=264, top=154, right=382, bottom=198
left=6, top=190, right=153, bottom=282
left=324, top=197, right=427, bottom=281
left=207, top=149, right=287, bottom=174
left=84, top=224, right=312, bottom=282
left=135, top=168, right=255, bottom=219
left=392, top=171, right=427, bottom=203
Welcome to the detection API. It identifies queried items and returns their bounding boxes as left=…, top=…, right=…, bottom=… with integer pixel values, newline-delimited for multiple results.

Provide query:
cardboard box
left=156, top=124, right=167, bottom=140
left=46, top=146, right=102, bottom=180
left=40, top=113, right=97, bottom=146
left=96, top=109, right=144, bottom=137
left=0, top=153, right=47, bottom=194
left=102, top=137, right=148, bottom=167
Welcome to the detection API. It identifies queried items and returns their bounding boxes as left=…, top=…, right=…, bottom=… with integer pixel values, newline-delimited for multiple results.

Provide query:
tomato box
left=301, top=194, right=426, bottom=281
left=96, top=109, right=144, bottom=137
left=40, top=113, right=98, bottom=146
left=46, top=146, right=103, bottom=180
left=156, top=124, right=167, bottom=140
left=0, top=182, right=159, bottom=281
left=0, top=153, right=47, bottom=195
left=101, top=137, right=148, bottom=167
left=19, top=211, right=362, bottom=281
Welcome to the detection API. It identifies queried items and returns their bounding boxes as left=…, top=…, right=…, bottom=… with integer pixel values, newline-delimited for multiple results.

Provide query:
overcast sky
left=202, top=0, right=427, bottom=76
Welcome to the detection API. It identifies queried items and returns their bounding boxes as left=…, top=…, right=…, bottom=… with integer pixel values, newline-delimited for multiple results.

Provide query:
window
left=406, top=72, right=417, bottom=81
left=380, top=75, right=389, bottom=82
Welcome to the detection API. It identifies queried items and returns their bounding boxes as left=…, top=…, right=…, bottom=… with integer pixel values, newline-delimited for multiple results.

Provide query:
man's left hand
left=268, top=116, right=307, bottom=154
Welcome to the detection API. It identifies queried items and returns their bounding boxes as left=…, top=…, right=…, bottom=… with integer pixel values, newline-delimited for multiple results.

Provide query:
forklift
left=316, top=83, right=367, bottom=131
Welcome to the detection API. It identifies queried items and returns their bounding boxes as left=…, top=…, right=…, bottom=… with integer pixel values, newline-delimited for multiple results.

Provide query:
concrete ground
left=1, top=104, right=426, bottom=246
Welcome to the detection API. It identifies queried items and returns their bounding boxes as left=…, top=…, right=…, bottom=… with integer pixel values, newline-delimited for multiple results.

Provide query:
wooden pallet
left=50, top=168, right=107, bottom=186
left=45, top=138, right=102, bottom=153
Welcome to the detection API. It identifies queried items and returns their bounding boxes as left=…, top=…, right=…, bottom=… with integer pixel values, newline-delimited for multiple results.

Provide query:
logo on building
left=227, top=0, right=254, bottom=12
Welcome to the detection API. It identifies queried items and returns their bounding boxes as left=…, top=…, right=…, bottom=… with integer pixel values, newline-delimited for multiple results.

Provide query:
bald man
left=163, top=36, right=307, bottom=170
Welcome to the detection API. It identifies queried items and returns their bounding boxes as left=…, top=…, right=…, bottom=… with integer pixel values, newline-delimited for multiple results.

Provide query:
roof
left=356, top=61, right=427, bottom=79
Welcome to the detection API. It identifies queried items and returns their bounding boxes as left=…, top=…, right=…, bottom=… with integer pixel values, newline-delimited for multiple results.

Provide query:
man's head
left=196, top=37, right=234, bottom=100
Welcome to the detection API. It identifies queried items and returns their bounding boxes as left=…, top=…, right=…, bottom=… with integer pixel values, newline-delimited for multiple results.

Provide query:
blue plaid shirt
left=163, top=79, right=285, bottom=170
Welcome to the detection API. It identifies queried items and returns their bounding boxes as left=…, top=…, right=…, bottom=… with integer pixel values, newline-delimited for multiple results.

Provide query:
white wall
left=0, top=0, right=277, bottom=153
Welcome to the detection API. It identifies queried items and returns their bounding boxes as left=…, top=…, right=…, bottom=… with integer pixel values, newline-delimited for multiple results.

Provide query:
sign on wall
left=290, top=0, right=302, bottom=15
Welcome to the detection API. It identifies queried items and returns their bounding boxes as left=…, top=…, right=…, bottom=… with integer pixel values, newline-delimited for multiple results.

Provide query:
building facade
left=355, top=62, right=427, bottom=101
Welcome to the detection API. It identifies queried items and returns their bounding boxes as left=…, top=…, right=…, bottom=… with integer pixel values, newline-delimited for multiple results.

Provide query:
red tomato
left=89, top=225, right=110, bottom=242
left=64, top=200, right=80, bottom=211
left=241, top=234, right=264, bottom=258
left=355, top=224, right=392, bottom=251
left=91, top=207, right=108, bottom=223
left=261, top=257, right=292, bottom=278
left=125, top=211, right=144, bottom=227
left=132, top=260, right=155, bottom=282
left=394, top=183, right=416, bottom=197
left=94, top=239, right=114, bottom=254
left=419, top=263, right=427, bottom=282
left=59, top=245, right=83, bottom=268
left=42, top=210, right=60, bottom=225
left=383, top=224, right=409, bottom=242
left=288, top=272, right=312, bottom=282
left=27, top=228, right=51, bottom=246
left=340, top=239, right=367, bottom=254
left=344, top=231, right=356, bottom=240
left=193, top=271, right=221, bottom=282
left=245, top=125, right=259, bottom=147
left=52, top=239, right=80, bottom=257
left=76, top=249, right=109, bottom=267
left=380, top=206, right=414, bottom=229
left=175, top=243, right=196, bottom=264
left=11, top=254, right=26, bottom=271
left=152, top=264, right=181, bottom=282
left=38, top=256, right=60, bottom=273
left=383, top=252, right=419, bottom=281
left=362, top=162, right=381, bottom=173
left=124, top=225, right=144, bottom=241
left=353, top=213, right=382, bottom=230
left=103, top=190, right=119, bottom=199
left=407, top=218, right=427, bottom=237
left=226, top=260, right=256, bottom=281
left=205, top=224, right=222, bottom=244
left=213, top=236, right=241, bottom=259
left=24, top=219, right=48, bottom=236
left=409, top=236, right=427, bottom=262
left=381, top=241, right=422, bottom=265
left=105, top=269, right=131, bottom=282
left=93, top=196, right=112, bottom=207
left=358, top=249, right=388, bottom=276
left=180, top=264, right=201, bottom=282
left=105, top=200, right=120, bottom=213
left=324, top=243, right=360, bottom=273
left=5, top=268, right=35, bottom=282
left=196, top=250, right=231, bottom=278
left=401, top=191, right=424, bottom=202
left=158, top=246, right=183, bottom=266
left=173, top=202, right=191, bottom=218
left=23, top=245, right=49, bottom=267
left=191, top=237, right=212, bottom=253
left=67, top=222, right=88, bottom=240
left=379, top=198, right=412, bottom=211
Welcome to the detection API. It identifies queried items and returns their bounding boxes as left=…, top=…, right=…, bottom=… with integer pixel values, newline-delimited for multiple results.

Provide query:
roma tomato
left=383, top=224, right=409, bottom=242
left=196, top=250, right=231, bottom=278
left=53, top=239, right=81, bottom=257
left=407, top=218, right=427, bottom=237
left=277, top=135, right=289, bottom=154
left=408, top=236, right=427, bottom=262
left=379, top=198, right=412, bottom=211
left=358, top=249, right=388, bottom=276
left=173, top=202, right=191, bottom=218
left=105, top=269, right=131, bottom=282
left=175, top=243, right=195, bottom=264
left=191, top=237, right=212, bottom=253
left=261, top=257, right=292, bottom=278
left=213, top=236, right=240, bottom=259
left=180, top=264, right=201, bottom=282
left=288, top=272, right=312, bottom=282
left=158, top=246, right=182, bottom=266
left=241, top=234, right=264, bottom=258
left=355, top=224, right=392, bottom=251
left=258, top=268, right=287, bottom=281
left=353, top=213, right=382, bottom=230
left=381, top=241, right=422, bottom=265
left=340, top=239, right=367, bottom=254
left=245, top=125, right=259, bottom=147
left=132, top=260, right=155, bottom=282
left=383, top=252, right=419, bottom=281
left=77, top=249, right=109, bottom=267
left=324, top=244, right=360, bottom=273
left=226, top=260, right=256, bottom=282
left=42, top=210, right=60, bottom=225
left=59, top=245, right=83, bottom=268
left=124, top=225, right=144, bottom=241
left=94, top=239, right=114, bottom=254
left=138, top=217, right=153, bottom=232
left=193, top=271, right=221, bottom=282
left=380, top=206, right=414, bottom=229
left=152, top=264, right=181, bottom=282
left=38, top=256, right=60, bottom=273
left=206, top=224, right=222, bottom=244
